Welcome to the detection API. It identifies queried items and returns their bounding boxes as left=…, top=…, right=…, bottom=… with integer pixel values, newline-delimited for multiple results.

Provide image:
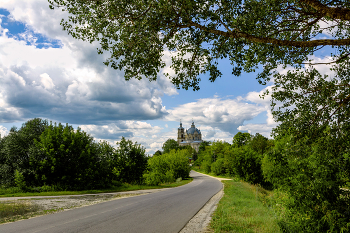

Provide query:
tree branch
left=300, top=0, right=350, bottom=20
left=187, top=21, right=350, bottom=47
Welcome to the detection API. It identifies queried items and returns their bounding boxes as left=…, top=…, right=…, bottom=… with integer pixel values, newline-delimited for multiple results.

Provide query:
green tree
left=198, top=141, right=210, bottom=154
left=29, top=122, right=102, bottom=190
left=153, top=150, right=162, bottom=157
left=112, top=137, right=148, bottom=184
left=49, top=0, right=350, bottom=90
left=262, top=133, right=350, bottom=232
left=162, top=138, right=179, bottom=154
left=249, top=133, right=272, bottom=155
left=232, top=132, right=251, bottom=148
left=0, top=118, right=48, bottom=187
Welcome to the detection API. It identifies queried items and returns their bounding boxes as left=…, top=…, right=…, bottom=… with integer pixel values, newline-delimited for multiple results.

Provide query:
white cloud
left=40, top=73, right=55, bottom=89
left=0, top=125, right=8, bottom=137
left=0, top=1, right=176, bottom=125
left=166, top=96, right=265, bottom=134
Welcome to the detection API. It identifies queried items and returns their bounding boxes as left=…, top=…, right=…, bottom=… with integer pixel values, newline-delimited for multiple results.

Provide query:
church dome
left=186, top=122, right=201, bottom=135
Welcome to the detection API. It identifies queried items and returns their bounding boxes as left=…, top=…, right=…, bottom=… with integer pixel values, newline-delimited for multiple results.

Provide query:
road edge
left=179, top=171, right=230, bottom=233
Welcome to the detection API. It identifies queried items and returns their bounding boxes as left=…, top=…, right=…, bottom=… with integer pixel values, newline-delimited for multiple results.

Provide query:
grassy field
left=0, top=178, right=192, bottom=198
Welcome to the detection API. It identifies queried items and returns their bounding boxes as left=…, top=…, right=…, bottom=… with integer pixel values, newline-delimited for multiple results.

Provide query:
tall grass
left=0, top=201, right=40, bottom=222
left=209, top=180, right=281, bottom=233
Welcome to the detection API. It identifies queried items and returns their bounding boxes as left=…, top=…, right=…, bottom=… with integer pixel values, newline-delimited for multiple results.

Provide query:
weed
left=0, top=201, right=41, bottom=221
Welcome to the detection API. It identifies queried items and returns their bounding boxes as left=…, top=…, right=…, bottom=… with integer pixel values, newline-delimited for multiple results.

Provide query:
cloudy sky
left=0, top=0, right=333, bottom=154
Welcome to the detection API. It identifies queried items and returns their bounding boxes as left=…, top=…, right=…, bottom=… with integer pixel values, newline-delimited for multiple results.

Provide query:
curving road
left=0, top=171, right=222, bottom=233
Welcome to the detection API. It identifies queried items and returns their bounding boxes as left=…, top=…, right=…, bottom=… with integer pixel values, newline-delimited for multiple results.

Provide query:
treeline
left=194, top=132, right=273, bottom=188
left=0, top=118, right=190, bottom=192
left=194, top=131, right=350, bottom=232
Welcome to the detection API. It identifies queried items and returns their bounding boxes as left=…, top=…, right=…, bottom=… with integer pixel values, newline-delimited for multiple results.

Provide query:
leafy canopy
left=162, top=138, right=179, bottom=153
left=48, top=0, right=350, bottom=90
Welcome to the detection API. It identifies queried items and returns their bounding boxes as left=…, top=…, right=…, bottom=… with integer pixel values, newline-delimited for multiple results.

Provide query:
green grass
left=192, top=169, right=281, bottom=232
left=210, top=181, right=281, bottom=233
left=0, top=178, right=192, bottom=198
left=191, top=166, right=237, bottom=180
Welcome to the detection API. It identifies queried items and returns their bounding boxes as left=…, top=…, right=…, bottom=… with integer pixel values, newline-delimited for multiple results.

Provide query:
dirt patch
left=0, top=193, right=139, bottom=224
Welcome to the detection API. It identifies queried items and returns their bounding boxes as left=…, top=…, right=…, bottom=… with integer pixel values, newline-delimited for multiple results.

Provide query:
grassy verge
left=192, top=169, right=281, bottom=232
left=0, top=178, right=192, bottom=198
left=210, top=180, right=281, bottom=233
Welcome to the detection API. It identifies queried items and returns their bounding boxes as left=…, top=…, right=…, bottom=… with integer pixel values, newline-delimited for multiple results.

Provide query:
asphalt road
left=0, top=171, right=222, bottom=233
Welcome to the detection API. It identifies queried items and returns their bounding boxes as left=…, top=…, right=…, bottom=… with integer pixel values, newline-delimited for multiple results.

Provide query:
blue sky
left=0, top=1, right=333, bottom=154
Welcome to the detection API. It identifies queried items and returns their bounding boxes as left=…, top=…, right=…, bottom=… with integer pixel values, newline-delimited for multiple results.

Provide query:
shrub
left=211, top=158, right=225, bottom=176
left=202, top=160, right=211, bottom=174
left=232, top=147, right=265, bottom=185
left=144, top=149, right=190, bottom=185
left=14, top=170, right=26, bottom=192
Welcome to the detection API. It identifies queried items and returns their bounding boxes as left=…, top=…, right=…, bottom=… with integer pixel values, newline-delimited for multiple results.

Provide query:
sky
left=0, top=0, right=333, bottom=154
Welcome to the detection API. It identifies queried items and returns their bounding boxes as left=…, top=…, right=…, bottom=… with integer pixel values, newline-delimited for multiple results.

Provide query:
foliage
left=250, top=133, right=272, bottom=155
left=0, top=118, right=48, bottom=187
left=153, top=150, right=162, bottom=157
left=29, top=122, right=104, bottom=190
left=49, top=0, right=350, bottom=90
left=232, top=132, right=251, bottom=148
left=262, top=133, right=350, bottom=232
left=231, top=146, right=266, bottom=185
left=144, top=149, right=191, bottom=185
left=112, top=137, right=148, bottom=184
left=162, top=138, right=179, bottom=154
left=14, top=170, right=26, bottom=191
left=211, top=158, right=225, bottom=176
left=198, top=141, right=210, bottom=154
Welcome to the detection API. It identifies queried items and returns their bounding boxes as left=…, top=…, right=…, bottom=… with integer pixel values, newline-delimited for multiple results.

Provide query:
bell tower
left=177, top=120, right=185, bottom=144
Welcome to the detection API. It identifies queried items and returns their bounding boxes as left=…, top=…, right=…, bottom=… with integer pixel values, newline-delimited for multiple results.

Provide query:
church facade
left=177, top=121, right=203, bottom=152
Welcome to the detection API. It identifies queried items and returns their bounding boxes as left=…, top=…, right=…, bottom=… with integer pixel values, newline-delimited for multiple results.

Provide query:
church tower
left=177, top=121, right=185, bottom=144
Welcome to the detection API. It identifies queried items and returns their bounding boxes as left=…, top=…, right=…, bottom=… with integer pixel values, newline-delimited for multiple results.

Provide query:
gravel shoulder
left=0, top=189, right=170, bottom=224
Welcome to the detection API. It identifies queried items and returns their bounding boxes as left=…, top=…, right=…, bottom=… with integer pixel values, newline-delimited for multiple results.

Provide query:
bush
left=202, top=160, right=211, bottom=174
left=29, top=123, right=104, bottom=190
left=14, top=170, right=26, bottom=192
left=232, top=147, right=266, bottom=185
left=211, top=158, right=225, bottom=176
left=144, top=149, right=190, bottom=185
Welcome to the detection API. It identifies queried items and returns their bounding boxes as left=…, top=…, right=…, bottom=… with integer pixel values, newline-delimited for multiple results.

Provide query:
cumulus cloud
left=0, top=125, right=8, bottom=137
left=0, top=2, right=176, bottom=125
left=166, top=96, right=265, bottom=134
left=79, top=121, right=164, bottom=154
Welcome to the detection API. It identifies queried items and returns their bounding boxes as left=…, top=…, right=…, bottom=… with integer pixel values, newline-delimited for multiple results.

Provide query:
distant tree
left=232, top=132, right=251, bottom=148
left=153, top=150, right=162, bottom=157
left=249, top=133, right=271, bottom=155
left=162, top=139, right=179, bottom=154
left=198, top=141, right=210, bottom=154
